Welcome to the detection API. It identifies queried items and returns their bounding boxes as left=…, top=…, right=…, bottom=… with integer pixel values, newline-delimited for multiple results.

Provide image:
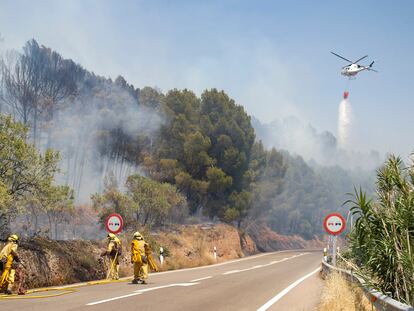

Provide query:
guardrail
left=321, top=260, right=414, bottom=311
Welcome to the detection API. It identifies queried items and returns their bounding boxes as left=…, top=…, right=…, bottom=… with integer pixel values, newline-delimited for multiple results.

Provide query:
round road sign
left=105, top=213, right=123, bottom=234
left=323, top=213, right=346, bottom=235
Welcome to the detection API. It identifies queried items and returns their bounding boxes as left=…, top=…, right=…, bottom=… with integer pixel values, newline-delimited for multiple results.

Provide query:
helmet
left=133, top=232, right=143, bottom=240
left=8, top=234, right=19, bottom=242
left=107, top=233, right=116, bottom=240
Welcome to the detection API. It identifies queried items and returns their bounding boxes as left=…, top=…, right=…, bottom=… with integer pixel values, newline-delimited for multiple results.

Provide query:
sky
left=0, top=0, right=413, bottom=158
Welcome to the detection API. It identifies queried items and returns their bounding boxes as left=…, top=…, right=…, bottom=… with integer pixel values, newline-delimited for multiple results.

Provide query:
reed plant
left=346, top=155, right=414, bottom=305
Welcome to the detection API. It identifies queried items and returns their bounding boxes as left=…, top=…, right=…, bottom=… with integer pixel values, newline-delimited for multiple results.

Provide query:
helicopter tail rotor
left=367, top=61, right=378, bottom=72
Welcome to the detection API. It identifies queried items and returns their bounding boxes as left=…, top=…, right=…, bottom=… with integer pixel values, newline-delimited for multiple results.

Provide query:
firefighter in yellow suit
left=0, top=234, right=20, bottom=294
left=100, top=233, right=121, bottom=280
left=131, top=232, right=157, bottom=284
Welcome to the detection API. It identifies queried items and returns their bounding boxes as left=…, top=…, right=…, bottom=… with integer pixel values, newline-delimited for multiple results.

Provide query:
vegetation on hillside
left=0, top=39, right=376, bottom=240
left=269, top=154, right=375, bottom=239
left=92, top=174, right=187, bottom=229
left=0, top=114, right=72, bottom=239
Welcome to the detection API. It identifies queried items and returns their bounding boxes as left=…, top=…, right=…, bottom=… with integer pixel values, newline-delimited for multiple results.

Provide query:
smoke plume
left=338, top=99, right=352, bottom=149
left=49, top=83, right=163, bottom=203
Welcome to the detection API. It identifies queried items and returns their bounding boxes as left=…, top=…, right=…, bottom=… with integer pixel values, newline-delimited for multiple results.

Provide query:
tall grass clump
left=346, top=155, right=414, bottom=305
left=318, top=272, right=371, bottom=311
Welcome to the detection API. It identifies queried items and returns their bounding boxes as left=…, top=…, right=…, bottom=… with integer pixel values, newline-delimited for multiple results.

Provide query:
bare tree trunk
left=54, top=218, right=58, bottom=240
left=46, top=106, right=55, bottom=150
left=65, top=152, right=71, bottom=184
left=72, top=146, right=80, bottom=190
left=0, top=213, right=11, bottom=240
left=24, top=212, right=32, bottom=237
left=29, top=203, right=39, bottom=236
left=22, top=101, right=29, bottom=126
left=47, top=213, right=53, bottom=239
left=33, top=108, right=37, bottom=145
left=77, top=147, right=87, bottom=196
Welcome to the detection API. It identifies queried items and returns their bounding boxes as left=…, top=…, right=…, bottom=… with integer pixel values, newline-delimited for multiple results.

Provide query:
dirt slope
left=247, top=223, right=324, bottom=251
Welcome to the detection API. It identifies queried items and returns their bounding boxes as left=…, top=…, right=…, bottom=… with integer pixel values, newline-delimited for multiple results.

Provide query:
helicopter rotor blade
left=331, top=52, right=353, bottom=63
left=353, top=55, right=368, bottom=64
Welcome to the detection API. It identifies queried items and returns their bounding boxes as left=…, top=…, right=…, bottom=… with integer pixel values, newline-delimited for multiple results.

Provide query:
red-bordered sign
left=105, top=213, right=123, bottom=234
left=323, top=213, right=346, bottom=235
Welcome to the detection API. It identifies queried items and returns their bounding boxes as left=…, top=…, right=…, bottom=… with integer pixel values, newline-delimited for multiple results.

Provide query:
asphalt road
left=0, top=250, right=323, bottom=311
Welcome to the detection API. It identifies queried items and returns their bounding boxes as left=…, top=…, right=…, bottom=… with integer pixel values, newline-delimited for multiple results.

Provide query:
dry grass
left=154, top=224, right=243, bottom=271
left=163, top=250, right=216, bottom=270
left=318, top=272, right=372, bottom=311
left=162, top=231, right=217, bottom=270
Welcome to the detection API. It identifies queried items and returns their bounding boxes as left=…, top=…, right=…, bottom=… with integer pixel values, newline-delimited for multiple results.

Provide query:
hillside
left=0, top=39, right=375, bottom=242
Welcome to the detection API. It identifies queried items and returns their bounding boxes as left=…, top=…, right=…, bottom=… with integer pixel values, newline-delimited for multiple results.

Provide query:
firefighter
left=100, top=233, right=121, bottom=280
left=131, top=232, right=158, bottom=284
left=0, top=234, right=20, bottom=294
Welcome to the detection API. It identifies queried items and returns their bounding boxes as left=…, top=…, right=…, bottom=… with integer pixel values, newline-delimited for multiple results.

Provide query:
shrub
left=346, top=155, right=414, bottom=305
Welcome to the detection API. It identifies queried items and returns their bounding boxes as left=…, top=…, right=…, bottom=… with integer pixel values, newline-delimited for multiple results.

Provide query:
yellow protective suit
left=102, top=236, right=121, bottom=280
left=145, top=244, right=158, bottom=272
left=131, top=235, right=158, bottom=284
left=0, top=242, right=18, bottom=293
left=131, top=238, right=148, bottom=282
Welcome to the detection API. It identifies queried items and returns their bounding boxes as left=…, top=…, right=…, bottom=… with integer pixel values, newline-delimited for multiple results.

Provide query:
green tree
left=201, top=89, right=255, bottom=190
left=126, top=174, right=187, bottom=226
left=183, top=131, right=213, bottom=177
left=0, top=114, right=61, bottom=238
left=206, top=167, right=232, bottom=195
left=91, top=175, right=134, bottom=229
left=225, top=190, right=252, bottom=228
left=39, top=185, right=74, bottom=239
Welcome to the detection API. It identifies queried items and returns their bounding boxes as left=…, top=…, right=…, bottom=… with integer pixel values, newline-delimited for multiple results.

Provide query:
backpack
left=110, top=239, right=122, bottom=257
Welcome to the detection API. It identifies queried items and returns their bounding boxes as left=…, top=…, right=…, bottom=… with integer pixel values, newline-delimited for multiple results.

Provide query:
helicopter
left=331, top=52, right=377, bottom=78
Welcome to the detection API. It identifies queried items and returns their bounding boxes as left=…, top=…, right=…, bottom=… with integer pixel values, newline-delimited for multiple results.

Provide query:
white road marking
left=222, top=253, right=309, bottom=276
left=86, top=293, right=142, bottom=306
left=134, top=283, right=199, bottom=293
left=83, top=251, right=315, bottom=307
left=150, top=250, right=312, bottom=276
left=268, top=258, right=288, bottom=265
left=222, top=270, right=241, bottom=275
left=86, top=283, right=199, bottom=306
left=256, top=267, right=320, bottom=311
left=32, top=250, right=312, bottom=294
left=190, top=276, right=212, bottom=282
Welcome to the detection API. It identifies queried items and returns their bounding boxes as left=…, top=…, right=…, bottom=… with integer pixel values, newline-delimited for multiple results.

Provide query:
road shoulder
left=267, top=270, right=323, bottom=311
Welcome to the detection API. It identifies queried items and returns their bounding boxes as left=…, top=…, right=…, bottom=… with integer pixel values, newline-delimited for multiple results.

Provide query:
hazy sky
left=0, top=0, right=413, bottom=158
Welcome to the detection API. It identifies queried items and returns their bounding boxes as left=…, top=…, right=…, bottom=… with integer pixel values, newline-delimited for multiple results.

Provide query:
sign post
left=323, top=213, right=346, bottom=266
left=105, top=213, right=123, bottom=234
left=159, top=247, right=164, bottom=266
left=332, top=236, right=337, bottom=266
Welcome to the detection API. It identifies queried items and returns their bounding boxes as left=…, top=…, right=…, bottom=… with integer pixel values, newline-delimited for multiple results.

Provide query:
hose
left=0, top=274, right=131, bottom=300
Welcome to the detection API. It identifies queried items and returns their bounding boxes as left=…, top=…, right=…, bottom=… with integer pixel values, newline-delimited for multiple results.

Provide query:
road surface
left=0, top=250, right=323, bottom=311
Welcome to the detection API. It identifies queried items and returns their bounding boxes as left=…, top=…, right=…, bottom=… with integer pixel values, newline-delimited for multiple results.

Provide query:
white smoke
left=338, top=99, right=352, bottom=149
left=253, top=113, right=383, bottom=170
left=44, top=82, right=163, bottom=203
